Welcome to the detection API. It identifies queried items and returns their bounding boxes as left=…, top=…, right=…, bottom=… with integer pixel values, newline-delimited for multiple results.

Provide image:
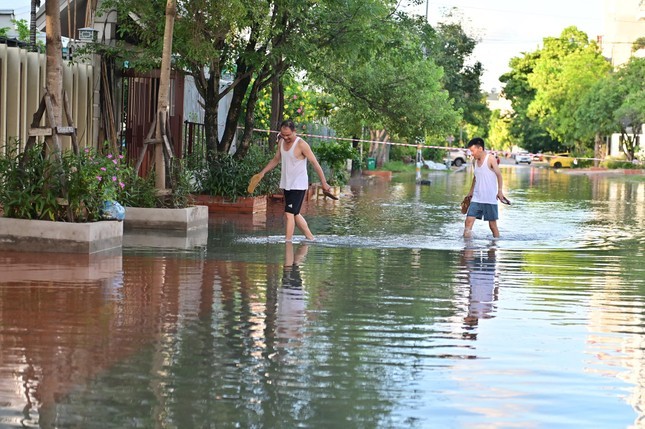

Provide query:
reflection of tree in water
left=462, top=247, right=499, bottom=340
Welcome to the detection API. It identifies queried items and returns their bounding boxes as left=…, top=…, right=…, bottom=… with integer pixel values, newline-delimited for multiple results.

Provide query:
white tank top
left=280, top=137, right=309, bottom=190
left=472, top=154, right=498, bottom=204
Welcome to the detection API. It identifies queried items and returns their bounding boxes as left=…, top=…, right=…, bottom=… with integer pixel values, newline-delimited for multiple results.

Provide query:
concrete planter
left=123, top=228, right=209, bottom=250
left=193, top=195, right=267, bottom=214
left=123, top=206, right=209, bottom=231
left=0, top=217, right=123, bottom=254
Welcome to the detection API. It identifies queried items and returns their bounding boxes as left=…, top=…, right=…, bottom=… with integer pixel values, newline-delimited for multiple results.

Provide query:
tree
left=310, top=11, right=459, bottom=165
left=423, top=21, right=490, bottom=134
left=576, top=58, right=645, bottom=160
left=487, top=110, right=513, bottom=151
left=526, top=27, right=610, bottom=147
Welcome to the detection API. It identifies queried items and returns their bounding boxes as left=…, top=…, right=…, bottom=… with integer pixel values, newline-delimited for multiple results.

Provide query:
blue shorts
left=467, top=202, right=498, bottom=221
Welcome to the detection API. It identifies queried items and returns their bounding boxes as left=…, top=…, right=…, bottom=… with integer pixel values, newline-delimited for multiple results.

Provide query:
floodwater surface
left=1, top=165, right=644, bottom=428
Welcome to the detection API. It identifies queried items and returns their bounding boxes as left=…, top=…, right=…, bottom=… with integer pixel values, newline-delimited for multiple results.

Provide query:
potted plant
left=192, top=145, right=280, bottom=214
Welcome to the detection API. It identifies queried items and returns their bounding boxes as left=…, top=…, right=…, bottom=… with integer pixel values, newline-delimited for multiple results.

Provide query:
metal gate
left=121, top=69, right=185, bottom=175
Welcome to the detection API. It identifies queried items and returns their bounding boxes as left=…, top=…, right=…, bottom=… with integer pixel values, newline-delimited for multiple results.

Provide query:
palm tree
left=30, top=0, right=40, bottom=52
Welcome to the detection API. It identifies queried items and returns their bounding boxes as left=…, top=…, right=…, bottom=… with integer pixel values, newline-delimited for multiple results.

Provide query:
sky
left=1, top=0, right=606, bottom=91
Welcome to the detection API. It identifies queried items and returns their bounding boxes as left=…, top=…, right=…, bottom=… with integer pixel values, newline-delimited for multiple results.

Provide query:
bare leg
left=295, top=214, right=315, bottom=240
left=284, top=213, right=296, bottom=241
left=489, top=220, right=500, bottom=238
left=463, top=216, right=476, bottom=238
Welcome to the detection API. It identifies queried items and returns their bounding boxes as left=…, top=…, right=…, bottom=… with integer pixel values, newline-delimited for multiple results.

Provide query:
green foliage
left=119, top=170, right=158, bottom=208
left=423, top=21, right=490, bottom=131
left=12, top=19, right=29, bottom=42
left=576, top=57, right=645, bottom=160
left=487, top=110, right=513, bottom=150
left=381, top=160, right=416, bottom=173
left=255, top=74, right=335, bottom=130
left=312, top=139, right=358, bottom=186
left=62, top=147, right=130, bottom=221
left=0, top=144, right=130, bottom=222
left=600, top=159, right=643, bottom=169
left=194, top=145, right=280, bottom=200
left=0, top=141, right=193, bottom=222
left=0, top=144, right=62, bottom=221
left=525, top=27, right=610, bottom=145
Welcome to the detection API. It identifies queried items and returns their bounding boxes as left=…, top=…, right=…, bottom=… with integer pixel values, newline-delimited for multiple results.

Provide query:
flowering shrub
left=64, top=147, right=129, bottom=221
left=0, top=143, right=132, bottom=222
left=0, top=142, right=195, bottom=222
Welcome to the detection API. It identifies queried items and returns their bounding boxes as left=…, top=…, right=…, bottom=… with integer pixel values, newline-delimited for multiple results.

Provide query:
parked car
left=549, top=153, right=575, bottom=168
left=445, top=149, right=468, bottom=167
left=515, top=152, right=532, bottom=164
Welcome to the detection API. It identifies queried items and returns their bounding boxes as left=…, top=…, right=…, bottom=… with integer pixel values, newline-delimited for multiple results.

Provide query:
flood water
left=1, top=165, right=644, bottom=428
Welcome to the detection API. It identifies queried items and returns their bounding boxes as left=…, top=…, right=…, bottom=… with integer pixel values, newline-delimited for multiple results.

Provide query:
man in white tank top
left=463, top=137, right=508, bottom=238
left=257, top=120, right=332, bottom=241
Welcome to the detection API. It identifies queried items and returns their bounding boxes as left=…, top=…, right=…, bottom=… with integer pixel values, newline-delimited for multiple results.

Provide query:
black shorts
left=283, top=189, right=307, bottom=215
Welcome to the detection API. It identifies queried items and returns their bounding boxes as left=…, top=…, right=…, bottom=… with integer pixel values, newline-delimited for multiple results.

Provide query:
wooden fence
left=0, top=44, right=98, bottom=155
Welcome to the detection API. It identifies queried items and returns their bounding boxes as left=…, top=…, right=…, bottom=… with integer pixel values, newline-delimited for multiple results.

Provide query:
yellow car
left=549, top=153, right=576, bottom=168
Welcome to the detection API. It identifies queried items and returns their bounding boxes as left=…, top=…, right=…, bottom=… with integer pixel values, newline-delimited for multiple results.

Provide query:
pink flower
left=100, top=167, right=107, bottom=171
left=118, top=154, right=124, bottom=159
left=119, top=182, right=125, bottom=189
left=293, top=95, right=297, bottom=100
left=112, top=176, right=117, bottom=182
left=84, top=148, right=90, bottom=153
left=96, top=176, right=102, bottom=181
left=107, top=154, right=113, bottom=159
left=113, top=159, right=118, bottom=165
left=297, top=108, right=303, bottom=114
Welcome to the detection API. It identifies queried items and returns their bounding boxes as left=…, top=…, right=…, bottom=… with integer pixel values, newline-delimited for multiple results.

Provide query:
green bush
left=194, top=145, right=280, bottom=200
left=381, top=160, right=415, bottom=173
left=0, top=144, right=63, bottom=220
left=312, top=140, right=358, bottom=186
left=600, top=159, right=643, bottom=169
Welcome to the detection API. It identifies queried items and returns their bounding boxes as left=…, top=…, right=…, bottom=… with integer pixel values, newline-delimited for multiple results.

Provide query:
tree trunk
left=268, top=72, right=284, bottom=151
left=155, top=0, right=176, bottom=190
left=30, top=0, right=39, bottom=52
left=234, top=77, right=265, bottom=159
left=219, top=65, right=251, bottom=154
left=593, top=133, right=604, bottom=167
left=368, top=129, right=389, bottom=167
left=203, top=71, right=219, bottom=162
left=45, top=0, right=63, bottom=154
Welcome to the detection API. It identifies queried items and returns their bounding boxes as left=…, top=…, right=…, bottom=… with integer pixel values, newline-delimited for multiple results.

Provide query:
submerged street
left=1, top=164, right=644, bottom=428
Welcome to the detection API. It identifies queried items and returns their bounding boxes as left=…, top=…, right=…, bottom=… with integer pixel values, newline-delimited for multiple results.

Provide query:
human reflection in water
left=461, top=246, right=499, bottom=340
left=276, top=242, right=310, bottom=341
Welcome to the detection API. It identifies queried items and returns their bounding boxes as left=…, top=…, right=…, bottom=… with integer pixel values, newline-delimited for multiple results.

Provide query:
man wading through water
left=256, top=120, right=332, bottom=242
left=463, top=137, right=509, bottom=238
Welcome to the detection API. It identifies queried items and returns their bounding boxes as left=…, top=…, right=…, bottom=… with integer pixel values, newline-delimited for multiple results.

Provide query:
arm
left=300, top=140, right=331, bottom=192
left=489, top=156, right=505, bottom=200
